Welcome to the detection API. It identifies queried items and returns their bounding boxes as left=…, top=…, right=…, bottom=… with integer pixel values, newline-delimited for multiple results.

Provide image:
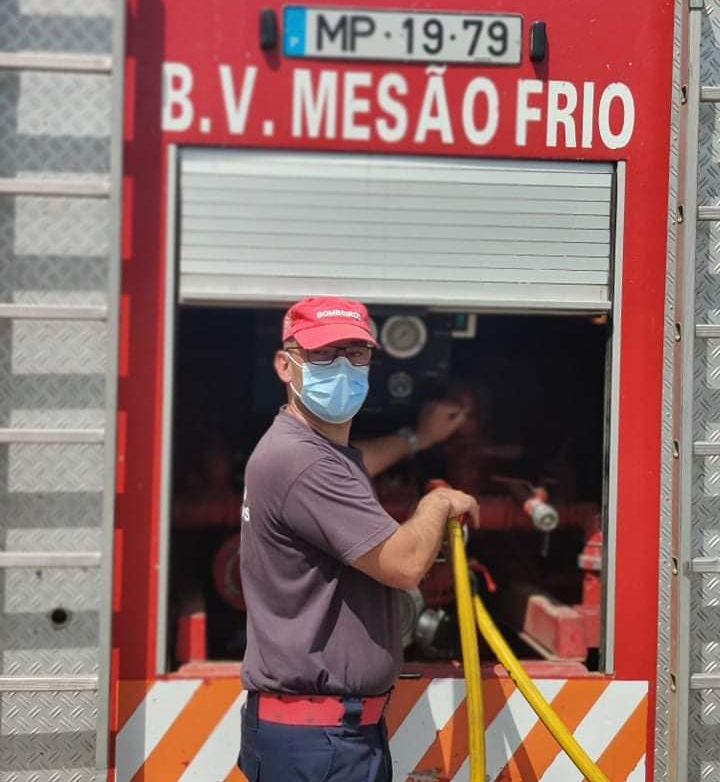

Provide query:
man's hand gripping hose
left=427, top=480, right=610, bottom=782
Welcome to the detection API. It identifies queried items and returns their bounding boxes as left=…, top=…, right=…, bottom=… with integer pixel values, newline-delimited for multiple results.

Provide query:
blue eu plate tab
left=283, top=7, right=307, bottom=57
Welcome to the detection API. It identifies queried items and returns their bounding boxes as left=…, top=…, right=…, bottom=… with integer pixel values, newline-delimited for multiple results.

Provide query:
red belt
left=257, top=692, right=390, bottom=726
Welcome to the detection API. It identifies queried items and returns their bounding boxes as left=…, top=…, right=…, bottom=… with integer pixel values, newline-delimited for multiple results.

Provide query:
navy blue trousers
left=238, top=692, right=393, bottom=782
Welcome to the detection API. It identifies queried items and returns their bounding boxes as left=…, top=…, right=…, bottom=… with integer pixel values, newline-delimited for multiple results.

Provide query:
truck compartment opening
left=166, top=304, right=609, bottom=674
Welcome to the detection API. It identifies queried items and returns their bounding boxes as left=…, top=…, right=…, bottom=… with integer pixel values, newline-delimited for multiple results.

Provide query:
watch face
left=380, top=316, right=428, bottom=360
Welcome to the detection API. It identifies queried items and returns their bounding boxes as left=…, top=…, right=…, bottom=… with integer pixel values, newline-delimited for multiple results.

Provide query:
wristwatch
left=396, top=426, right=419, bottom=456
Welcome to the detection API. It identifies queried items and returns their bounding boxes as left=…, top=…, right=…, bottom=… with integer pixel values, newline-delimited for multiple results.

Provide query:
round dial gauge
left=380, top=316, right=428, bottom=360
left=387, top=371, right=414, bottom=400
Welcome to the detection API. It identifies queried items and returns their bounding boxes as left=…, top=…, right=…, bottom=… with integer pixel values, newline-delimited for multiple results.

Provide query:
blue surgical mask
left=287, top=354, right=369, bottom=424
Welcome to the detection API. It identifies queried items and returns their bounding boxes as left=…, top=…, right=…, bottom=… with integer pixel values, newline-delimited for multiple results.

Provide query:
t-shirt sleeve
left=281, top=456, right=400, bottom=565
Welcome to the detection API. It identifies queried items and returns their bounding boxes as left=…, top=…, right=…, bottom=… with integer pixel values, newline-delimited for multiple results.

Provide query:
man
left=239, top=296, right=478, bottom=782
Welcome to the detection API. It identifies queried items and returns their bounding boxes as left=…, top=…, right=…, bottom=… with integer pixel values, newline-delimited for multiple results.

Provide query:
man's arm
left=351, top=487, right=478, bottom=590
left=353, top=432, right=416, bottom=478
left=354, top=400, right=468, bottom=477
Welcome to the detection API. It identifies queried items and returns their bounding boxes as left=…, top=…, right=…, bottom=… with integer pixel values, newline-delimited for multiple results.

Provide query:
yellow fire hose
left=448, top=517, right=485, bottom=779
left=448, top=515, right=610, bottom=782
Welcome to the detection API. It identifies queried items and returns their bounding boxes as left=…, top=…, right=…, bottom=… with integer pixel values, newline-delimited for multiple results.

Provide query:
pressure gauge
left=388, top=371, right=414, bottom=400
left=380, top=316, right=428, bottom=360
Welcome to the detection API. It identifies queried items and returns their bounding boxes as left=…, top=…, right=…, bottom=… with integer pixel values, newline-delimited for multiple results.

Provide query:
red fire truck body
left=13, top=0, right=720, bottom=778
left=104, top=2, right=678, bottom=780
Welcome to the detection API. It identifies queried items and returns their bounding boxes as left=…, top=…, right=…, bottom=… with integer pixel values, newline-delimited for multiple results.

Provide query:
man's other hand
left=416, top=400, right=469, bottom=450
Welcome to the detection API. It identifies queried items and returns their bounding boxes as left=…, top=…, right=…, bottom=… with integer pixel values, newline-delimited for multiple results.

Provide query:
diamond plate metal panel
left=689, top=4, right=720, bottom=778
left=3, top=568, right=101, bottom=614
left=0, top=522, right=101, bottom=677
left=0, top=768, right=97, bottom=782
left=5, top=526, right=101, bottom=551
left=19, top=0, right=113, bottom=17
left=0, top=375, right=106, bottom=413
left=703, top=454, right=720, bottom=496
left=704, top=423, right=720, bottom=496
left=8, top=444, right=104, bottom=493
left=702, top=574, right=720, bottom=608
left=702, top=572, right=720, bottom=608
left=697, top=103, right=720, bottom=206
left=14, top=197, right=109, bottom=257
left=9, top=409, right=105, bottom=429
left=18, top=73, right=110, bottom=139
left=0, top=72, right=19, bottom=179
left=0, top=5, right=112, bottom=54
left=0, top=205, right=13, bottom=306
left=2, top=648, right=98, bottom=678
left=0, top=491, right=102, bottom=529
left=12, top=321, right=107, bottom=375
left=699, top=689, right=720, bottom=727
left=0, top=0, right=118, bottom=774
left=655, top=2, right=683, bottom=779
left=700, top=2, right=720, bottom=85
left=690, top=689, right=720, bottom=779
left=0, top=72, right=110, bottom=175
left=689, top=696, right=720, bottom=780
left=12, top=291, right=107, bottom=308
left=702, top=761, right=720, bottom=780
left=0, top=737, right=96, bottom=782
left=10, top=138, right=111, bottom=176
left=1, top=613, right=98, bottom=676
left=1, top=691, right=96, bottom=734
left=5, top=256, right=108, bottom=301
left=707, top=339, right=720, bottom=388
left=696, top=213, right=720, bottom=277
left=701, top=639, right=720, bottom=675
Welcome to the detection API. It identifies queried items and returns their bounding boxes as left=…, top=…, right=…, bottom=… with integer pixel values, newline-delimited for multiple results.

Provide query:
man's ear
left=274, top=349, right=293, bottom=383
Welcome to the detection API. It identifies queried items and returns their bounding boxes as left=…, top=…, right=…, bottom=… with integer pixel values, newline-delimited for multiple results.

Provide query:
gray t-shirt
left=240, top=410, right=402, bottom=695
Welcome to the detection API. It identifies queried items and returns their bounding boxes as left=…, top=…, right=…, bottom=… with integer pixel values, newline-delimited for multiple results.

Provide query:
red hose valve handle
left=469, top=559, right=498, bottom=593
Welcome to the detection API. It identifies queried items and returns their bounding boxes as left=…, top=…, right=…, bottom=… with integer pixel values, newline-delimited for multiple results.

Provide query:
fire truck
left=1, top=0, right=717, bottom=779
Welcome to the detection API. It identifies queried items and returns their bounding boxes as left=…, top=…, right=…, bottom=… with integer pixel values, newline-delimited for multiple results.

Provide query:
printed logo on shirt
left=242, top=485, right=251, bottom=523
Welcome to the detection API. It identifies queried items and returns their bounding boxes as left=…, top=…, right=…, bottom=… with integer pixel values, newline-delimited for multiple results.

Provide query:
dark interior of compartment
left=168, top=306, right=609, bottom=670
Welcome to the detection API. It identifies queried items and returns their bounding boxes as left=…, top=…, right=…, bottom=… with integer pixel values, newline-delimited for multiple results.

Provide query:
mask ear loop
left=283, top=350, right=304, bottom=401
left=284, top=350, right=303, bottom=368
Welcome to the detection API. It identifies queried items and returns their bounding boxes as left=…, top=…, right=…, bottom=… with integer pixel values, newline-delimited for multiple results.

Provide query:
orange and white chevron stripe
left=113, top=677, right=648, bottom=782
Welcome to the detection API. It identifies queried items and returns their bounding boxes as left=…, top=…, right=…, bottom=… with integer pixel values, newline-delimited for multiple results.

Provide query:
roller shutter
left=177, top=149, right=616, bottom=311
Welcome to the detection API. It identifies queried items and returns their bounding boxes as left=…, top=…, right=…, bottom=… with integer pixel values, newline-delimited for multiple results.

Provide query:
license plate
left=283, top=7, right=523, bottom=65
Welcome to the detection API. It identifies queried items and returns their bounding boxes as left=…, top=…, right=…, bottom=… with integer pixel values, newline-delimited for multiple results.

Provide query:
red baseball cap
left=282, top=296, right=378, bottom=349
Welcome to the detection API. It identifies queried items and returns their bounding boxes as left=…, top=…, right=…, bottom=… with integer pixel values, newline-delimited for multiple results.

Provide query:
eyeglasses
left=286, top=345, right=373, bottom=366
